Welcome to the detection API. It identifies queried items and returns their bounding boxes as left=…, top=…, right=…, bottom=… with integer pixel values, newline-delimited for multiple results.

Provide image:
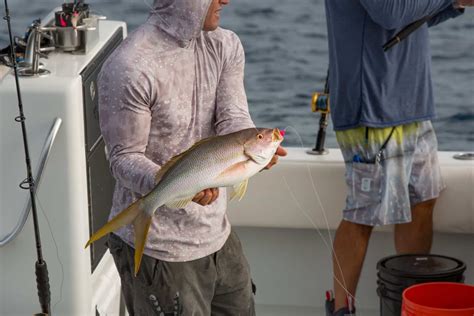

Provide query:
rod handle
left=35, top=261, right=51, bottom=315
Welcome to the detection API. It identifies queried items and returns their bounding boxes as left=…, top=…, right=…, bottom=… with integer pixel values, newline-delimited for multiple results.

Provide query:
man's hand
left=193, top=188, right=219, bottom=206
left=264, top=146, right=288, bottom=170
left=455, top=0, right=474, bottom=8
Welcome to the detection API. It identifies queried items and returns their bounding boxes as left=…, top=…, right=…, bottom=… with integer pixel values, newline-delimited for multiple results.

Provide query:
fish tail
left=133, top=211, right=152, bottom=276
left=84, top=199, right=144, bottom=249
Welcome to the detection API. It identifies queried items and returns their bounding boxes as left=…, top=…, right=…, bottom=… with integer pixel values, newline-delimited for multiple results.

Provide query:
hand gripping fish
left=85, top=128, right=284, bottom=275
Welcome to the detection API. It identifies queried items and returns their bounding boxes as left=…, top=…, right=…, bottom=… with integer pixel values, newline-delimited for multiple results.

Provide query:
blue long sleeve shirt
left=325, top=0, right=464, bottom=130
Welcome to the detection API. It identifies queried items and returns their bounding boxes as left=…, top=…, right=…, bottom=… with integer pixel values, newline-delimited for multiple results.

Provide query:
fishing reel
left=307, top=91, right=330, bottom=155
left=311, top=92, right=330, bottom=114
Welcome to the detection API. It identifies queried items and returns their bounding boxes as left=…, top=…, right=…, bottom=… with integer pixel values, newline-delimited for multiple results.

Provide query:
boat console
left=0, top=10, right=126, bottom=315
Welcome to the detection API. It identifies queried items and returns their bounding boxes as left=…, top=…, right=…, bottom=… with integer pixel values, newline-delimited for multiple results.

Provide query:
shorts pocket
left=133, top=262, right=183, bottom=315
left=134, top=270, right=183, bottom=316
left=345, top=161, right=384, bottom=210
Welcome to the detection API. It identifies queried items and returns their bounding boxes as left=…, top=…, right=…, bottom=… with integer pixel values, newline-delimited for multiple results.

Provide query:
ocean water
left=1, top=0, right=473, bottom=151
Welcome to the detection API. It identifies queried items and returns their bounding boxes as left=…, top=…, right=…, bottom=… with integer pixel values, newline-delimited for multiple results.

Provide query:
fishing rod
left=383, top=16, right=432, bottom=51
left=308, top=70, right=330, bottom=155
left=3, top=0, right=51, bottom=315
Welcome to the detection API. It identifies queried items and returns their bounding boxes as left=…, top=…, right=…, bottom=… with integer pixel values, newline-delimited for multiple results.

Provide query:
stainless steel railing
left=0, top=118, right=62, bottom=247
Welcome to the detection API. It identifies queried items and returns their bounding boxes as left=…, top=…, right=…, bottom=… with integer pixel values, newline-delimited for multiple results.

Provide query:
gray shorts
left=108, top=231, right=256, bottom=315
left=336, top=121, right=445, bottom=226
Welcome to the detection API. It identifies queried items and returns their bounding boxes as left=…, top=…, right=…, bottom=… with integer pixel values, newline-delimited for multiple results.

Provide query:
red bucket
left=402, top=282, right=474, bottom=316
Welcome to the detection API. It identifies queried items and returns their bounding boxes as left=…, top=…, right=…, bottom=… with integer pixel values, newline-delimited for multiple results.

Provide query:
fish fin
left=231, top=179, right=249, bottom=201
left=165, top=196, right=195, bottom=209
left=216, top=161, right=248, bottom=181
left=85, top=199, right=142, bottom=248
left=133, top=212, right=153, bottom=276
left=155, top=136, right=217, bottom=184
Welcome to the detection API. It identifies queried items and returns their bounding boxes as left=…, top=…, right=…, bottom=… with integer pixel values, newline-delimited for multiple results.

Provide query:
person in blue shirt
left=323, top=0, right=472, bottom=315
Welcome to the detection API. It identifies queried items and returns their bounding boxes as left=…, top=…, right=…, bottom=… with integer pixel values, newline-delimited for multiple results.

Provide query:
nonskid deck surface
left=257, top=304, right=378, bottom=316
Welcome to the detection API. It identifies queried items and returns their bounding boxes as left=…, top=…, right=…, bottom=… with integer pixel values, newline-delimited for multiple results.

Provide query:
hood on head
left=147, top=0, right=212, bottom=44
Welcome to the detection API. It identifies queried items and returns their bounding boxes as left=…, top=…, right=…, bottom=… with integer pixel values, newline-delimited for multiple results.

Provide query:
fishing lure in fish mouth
left=85, top=127, right=284, bottom=275
left=276, top=128, right=285, bottom=140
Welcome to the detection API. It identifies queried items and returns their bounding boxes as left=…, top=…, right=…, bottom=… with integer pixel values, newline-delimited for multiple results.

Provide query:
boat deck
left=258, top=305, right=377, bottom=316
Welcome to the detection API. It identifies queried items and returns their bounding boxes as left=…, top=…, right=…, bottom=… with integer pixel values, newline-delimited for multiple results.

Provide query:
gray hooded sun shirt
left=98, top=0, right=255, bottom=262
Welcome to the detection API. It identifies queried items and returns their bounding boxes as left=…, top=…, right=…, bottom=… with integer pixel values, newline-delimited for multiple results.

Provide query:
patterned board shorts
left=336, top=121, right=445, bottom=226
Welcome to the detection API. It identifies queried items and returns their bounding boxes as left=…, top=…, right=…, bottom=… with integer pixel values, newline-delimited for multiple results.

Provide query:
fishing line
left=282, top=126, right=342, bottom=259
left=143, top=0, right=154, bottom=11
left=280, top=177, right=353, bottom=300
left=35, top=193, right=64, bottom=311
left=282, top=125, right=361, bottom=311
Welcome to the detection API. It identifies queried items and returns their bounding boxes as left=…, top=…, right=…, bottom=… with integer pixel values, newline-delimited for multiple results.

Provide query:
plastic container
left=402, top=282, right=474, bottom=316
left=376, top=254, right=466, bottom=316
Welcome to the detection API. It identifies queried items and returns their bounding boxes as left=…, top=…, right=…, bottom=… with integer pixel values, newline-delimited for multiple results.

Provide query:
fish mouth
left=272, top=128, right=284, bottom=142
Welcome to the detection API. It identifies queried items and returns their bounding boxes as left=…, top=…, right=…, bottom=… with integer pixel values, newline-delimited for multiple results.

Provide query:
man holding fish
left=90, top=0, right=286, bottom=315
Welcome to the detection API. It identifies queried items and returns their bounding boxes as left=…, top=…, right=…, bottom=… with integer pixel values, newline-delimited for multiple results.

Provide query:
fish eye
left=257, top=134, right=264, bottom=140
